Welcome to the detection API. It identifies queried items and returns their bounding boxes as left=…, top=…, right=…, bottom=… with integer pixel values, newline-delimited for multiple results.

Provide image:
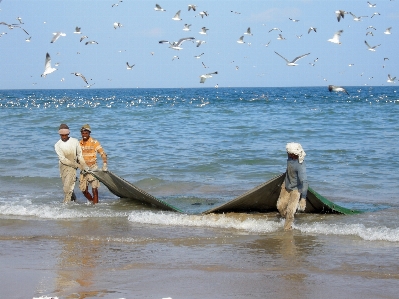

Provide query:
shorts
left=79, top=171, right=100, bottom=191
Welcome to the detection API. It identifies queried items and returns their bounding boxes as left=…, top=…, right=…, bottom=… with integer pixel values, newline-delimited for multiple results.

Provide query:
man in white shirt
left=54, top=124, right=88, bottom=203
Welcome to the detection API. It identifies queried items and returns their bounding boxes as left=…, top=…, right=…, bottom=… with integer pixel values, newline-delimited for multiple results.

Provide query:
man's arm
left=54, top=143, right=80, bottom=169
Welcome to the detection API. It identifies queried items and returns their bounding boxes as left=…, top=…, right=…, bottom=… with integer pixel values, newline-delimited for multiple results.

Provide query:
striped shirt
left=79, top=137, right=107, bottom=167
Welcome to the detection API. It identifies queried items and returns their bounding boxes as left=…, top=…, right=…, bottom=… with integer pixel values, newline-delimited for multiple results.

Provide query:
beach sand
left=1, top=216, right=398, bottom=299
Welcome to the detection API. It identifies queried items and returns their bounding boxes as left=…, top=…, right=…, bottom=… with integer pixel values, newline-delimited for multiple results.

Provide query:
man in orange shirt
left=79, top=124, right=108, bottom=204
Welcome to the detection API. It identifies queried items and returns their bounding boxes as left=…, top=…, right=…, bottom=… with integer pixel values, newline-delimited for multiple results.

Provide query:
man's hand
left=298, top=198, right=306, bottom=212
left=102, top=163, right=108, bottom=172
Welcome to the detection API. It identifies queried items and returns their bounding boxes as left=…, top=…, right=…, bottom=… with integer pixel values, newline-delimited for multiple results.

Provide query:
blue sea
left=1, top=87, right=399, bottom=299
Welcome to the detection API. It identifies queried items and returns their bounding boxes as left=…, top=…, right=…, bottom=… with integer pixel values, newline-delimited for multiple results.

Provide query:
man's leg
left=277, top=182, right=289, bottom=218
left=284, top=190, right=300, bottom=230
left=92, top=188, right=98, bottom=204
left=61, top=165, right=77, bottom=203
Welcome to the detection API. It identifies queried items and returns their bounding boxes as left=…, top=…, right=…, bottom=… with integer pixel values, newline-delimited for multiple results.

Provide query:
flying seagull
left=183, top=24, right=191, bottom=31
left=50, top=32, right=66, bottom=43
left=237, top=35, right=245, bottom=43
left=196, top=39, right=206, bottom=47
left=349, top=12, right=368, bottom=21
left=308, top=27, right=317, bottom=34
left=200, top=71, right=218, bottom=83
left=199, top=27, right=209, bottom=34
left=74, top=26, right=81, bottom=34
left=172, top=10, right=182, bottom=21
left=154, top=4, right=166, bottom=11
left=367, top=1, right=376, bottom=8
left=244, top=27, right=253, bottom=35
left=85, top=40, right=98, bottom=45
left=328, top=85, right=349, bottom=95
left=194, top=53, right=204, bottom=59
left=384, top=27, right=392, bottom=34
left=364, top=40, right=381, bottom=51
left=113, top=22, right=122, bottom=29
left=289, top=18, right=299, bottom=22
left=335, top=10, right=346, bottom=22
left=126, top=62, right=135, bottom=70
left=387, top=74, right=396, bottom=83
left=188, top=4, right=197, bottom=11
left=159, top=37, right=195, bottom=50
left=274, top=51, right=310, bottom=66
left=80, top=35, right=88, bottom=42
left=268, top=27, right=282, bottom=33
left=198, top=11, right=208, bottom=18
left=41, top=52, right=57, bottom=77
left=71, top=72, right=89, bottom=85
left=328, top=30, right=343, bottom=44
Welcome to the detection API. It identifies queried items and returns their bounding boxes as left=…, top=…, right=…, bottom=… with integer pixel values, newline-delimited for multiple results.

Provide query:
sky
left=0, top=0, right=398, bottom=89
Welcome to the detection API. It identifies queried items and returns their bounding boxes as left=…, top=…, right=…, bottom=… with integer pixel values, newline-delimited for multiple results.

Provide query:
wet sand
left=1, top=216, right=399, bottom=299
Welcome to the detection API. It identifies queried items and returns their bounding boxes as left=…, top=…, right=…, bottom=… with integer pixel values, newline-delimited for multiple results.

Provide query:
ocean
left=1, top=87, right=399, bottom=299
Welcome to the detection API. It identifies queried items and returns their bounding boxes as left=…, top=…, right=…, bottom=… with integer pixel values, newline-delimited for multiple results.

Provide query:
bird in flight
left=71, top=72, right=89, bottom=85
left=200, top=71, right=218, bottom=83
left=50, top=32, right=66, bottom=43
left=364, top=40, right=381, bottom=51
left=41, top=52, right=57, bottom=77
left=328, top=30, right=343, bottom=44
left=274, top=51, right=310, bottom=66
left=154, top=4, right=166, bottom=11
left=159, top=37, right=195, bottom=50
left=328, top=85, right=349, bottom=95
left=126, top=62, right=135, bottom=70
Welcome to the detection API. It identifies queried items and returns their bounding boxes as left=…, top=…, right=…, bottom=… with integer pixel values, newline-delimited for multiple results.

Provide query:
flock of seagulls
left=0, top=1, right=396, bottom=88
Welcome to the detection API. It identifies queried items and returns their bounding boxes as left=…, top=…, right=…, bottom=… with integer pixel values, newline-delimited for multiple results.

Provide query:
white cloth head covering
left=286, top=142, right=306, bottom=164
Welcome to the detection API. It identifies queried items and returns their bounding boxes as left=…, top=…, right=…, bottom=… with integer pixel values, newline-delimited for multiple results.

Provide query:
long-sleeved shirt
left=54, top=137, right=85, bottom=169
left=79, top=136, right=107, bottom=167
left=285, top=157, right=308, bottom=198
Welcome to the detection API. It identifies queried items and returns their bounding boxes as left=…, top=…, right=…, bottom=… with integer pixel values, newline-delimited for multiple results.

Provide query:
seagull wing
left=79, top=74, right=88, bottom=84
left=175, top=37, right=195, bottom=46
left=50, top=32, right=60, bottom=43
left=274, top=51, right=289, bottom=63
left=44, top=53, right=52, bottom=71
left=291, top=53, right=310, bottom=63
left=364, top=40, right=371, bottom=49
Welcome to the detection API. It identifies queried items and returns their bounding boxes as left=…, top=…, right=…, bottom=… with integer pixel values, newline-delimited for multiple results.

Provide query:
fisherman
left=79, top=124, right=108, bottom=204
left=54, top=123, right=88, bottom=203
left=277, top=142, right=308, bottom=230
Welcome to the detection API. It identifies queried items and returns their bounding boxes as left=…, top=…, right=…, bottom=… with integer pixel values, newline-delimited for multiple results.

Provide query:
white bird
left=41, top=52, right=57, bottom=77
left=328, top=85, right=349, bottom=95
left=387, top=74, right=396, bottom=83
left=244, top=27, right=253, bottom=35
left=384, top=27, right=392, bottom=34
left=25, top=36, right=31, bottom=42
left=199, top=27, right=209, bottom=34
left=154, top=4, right=166, bottom=11
left=268, top=27, right=282, bottom=33
left=335, top=10, right=346, bottom=22
left=274, top=51, right=310, bottom=66
left=183, top=24, right=191, bottom=31
left=237, top=35, right=245, bottom=43
left=308, top=27, right=317, bottom=34
left=364, top=40, right=381, bottom=51
left=74, top=26, right=81, bottom=34
left=194, top=53, right=204, bottom=59
left=71, top=72, right=89, bottom=84
left=50, top=32, right=66, bottom=43
left=113, top=22, right=122, bottom=29
left=366, top=31, right=374, bottom=36
left=85, top=40, right=98, bottom=45
left=349, top=12, right=368, bottom=21
left=277, top=34, right=286, bottom=40
left=367, top=1, right=376, bottom=8
left=126, top=62, right=134, bottom=69
left=80, top=35, right=88, bottom=42
left=188, top=4, right=197, bottom=11
left=200, top=71, right=218, bottom=83
left=328, top=30, right=343, bottom=44
left=172, top=55, right=179, bottom=61
left=264, top=40, right=271, bottom=47
left=196, top=39, right=206, bottom=47
left=289, top=18, right=299, bottom=22
left=198, top=11, right=208, bottom=18
left=159, top=37, right=195, bottom=50
left=16, top=17, right=23, bottom=24
left=371, top=12, right=380, bottom=18
left=172, top=10, right=182, bottom=21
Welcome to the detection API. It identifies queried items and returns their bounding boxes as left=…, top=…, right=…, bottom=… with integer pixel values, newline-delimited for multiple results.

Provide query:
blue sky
left=0, top=0, right=398, bottom=89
